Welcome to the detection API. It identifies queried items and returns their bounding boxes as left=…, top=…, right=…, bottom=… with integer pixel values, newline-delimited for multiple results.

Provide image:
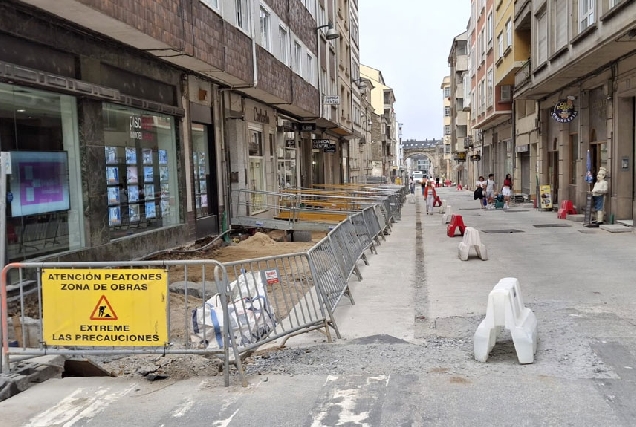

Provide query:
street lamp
left=316, top=23, right=340, bottom=120
left=352, top=78, right=367, bottom=90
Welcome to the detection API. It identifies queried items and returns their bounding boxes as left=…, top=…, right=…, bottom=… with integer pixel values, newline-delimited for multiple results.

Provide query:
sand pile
left=238, top=232, right=276, bottom=246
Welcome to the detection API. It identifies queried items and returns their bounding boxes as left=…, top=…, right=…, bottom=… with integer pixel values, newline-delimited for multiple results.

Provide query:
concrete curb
left=0, top=355, right=65, bottom=402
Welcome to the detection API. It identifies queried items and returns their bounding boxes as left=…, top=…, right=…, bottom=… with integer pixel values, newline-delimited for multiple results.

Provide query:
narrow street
left=3, top=187, right=636, bottom=426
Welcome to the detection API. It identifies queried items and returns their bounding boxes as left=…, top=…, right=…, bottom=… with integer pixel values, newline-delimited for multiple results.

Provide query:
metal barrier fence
left=1, top=195, right=404, bottom=386
left=0, top=260, right=245, bottom=387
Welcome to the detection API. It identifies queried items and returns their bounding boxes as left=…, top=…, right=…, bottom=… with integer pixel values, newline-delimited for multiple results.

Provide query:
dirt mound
left=238, top=232, right=276, bottom=246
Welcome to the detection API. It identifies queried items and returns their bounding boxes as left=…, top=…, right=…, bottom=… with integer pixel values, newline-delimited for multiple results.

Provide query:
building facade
left=515, top=0, right=636, bottom=222
left=448, top=31, right=471, bottom=187
left=0, top=0, right=366, bottom=264
left=441, top=76, right=453, bottom=182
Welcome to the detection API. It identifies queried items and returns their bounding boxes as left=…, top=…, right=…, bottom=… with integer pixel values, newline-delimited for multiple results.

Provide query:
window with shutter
left=554, top=1, right=567, bottom=51
left=537, top=11, right=548, bottom=65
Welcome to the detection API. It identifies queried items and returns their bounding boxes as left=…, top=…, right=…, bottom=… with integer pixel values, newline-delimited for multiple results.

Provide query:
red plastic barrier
left=447, top=214, right=466, bottom=237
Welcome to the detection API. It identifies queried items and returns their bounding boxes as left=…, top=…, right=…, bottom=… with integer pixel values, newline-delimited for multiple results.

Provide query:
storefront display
left=102, top=104, right=180, bottom=238
left=0, top=82, right=84, bottom=261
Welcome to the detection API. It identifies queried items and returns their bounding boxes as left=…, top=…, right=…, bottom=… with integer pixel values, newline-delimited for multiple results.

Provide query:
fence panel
left=350, top=211, right=373, bottom=253
left=214, top=253, right=331, bottom=353
left=0, top=260, right=246, bottom=386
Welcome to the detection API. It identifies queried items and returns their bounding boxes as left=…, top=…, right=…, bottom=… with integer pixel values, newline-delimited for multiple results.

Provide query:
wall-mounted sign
left=324, top=143, right=336, bottom=153
left=540, top=185, right=553, bottom=210
left=285, top=139, right=296, bottom=149
left=516, top=144, right=529, bottom=153
left=324, top=95, right=340, bottom=105
left=551, top=97, right=578, bottom=123
left=297, top=123, right=316, bottom=132
left=470, top=154, right=481, bottom=161
left=465, top=136, right=474, bottom=147
left=312, top=139, right=331, bottom=150
left=453, top=152, right=467, bottom=162
left=254, top=107, right=270, bottom=124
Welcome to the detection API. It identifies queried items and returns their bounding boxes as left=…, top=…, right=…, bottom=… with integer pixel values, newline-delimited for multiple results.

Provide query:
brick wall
left=289, top=0, right=317, bottom=56
left=264, top=0, right=288, bottom=22
left=76, top=0, right=252, bottom=84
left=292, top=74, right=319, bottom=116
left=257, top=46, right=292, bottom=103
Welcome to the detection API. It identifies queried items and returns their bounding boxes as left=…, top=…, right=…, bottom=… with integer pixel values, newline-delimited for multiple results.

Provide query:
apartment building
left=442, top=76, right=453, bottom=181
left=514, top=0, right=636, bottom=223
left=448, top=31, right=471, bottom=187
left=469, top=0, right=514, bottom=188
left=0, top=0, right=353, bottom=262
left=360, top=65, right=397, bottom=181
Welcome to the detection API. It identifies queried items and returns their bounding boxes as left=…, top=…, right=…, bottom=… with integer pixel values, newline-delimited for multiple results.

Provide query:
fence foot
left=324, top=320, right=333, bottom=343
left=370, top=243, right=378, bottom=254
left=344, top=285, right=355, bottom=305
left=361, top=253, right=370, bottom=265
left=353, top=266, right=363, bottom=282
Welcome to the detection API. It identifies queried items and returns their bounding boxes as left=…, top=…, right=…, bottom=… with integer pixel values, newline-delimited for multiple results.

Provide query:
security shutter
left=555, top=1, right=567, bottom=51
left=538, top=11, right=548, bottom=65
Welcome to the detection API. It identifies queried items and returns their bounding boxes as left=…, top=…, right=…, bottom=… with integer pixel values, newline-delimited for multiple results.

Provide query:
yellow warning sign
left=90, top=295, right=119, bottom=321
left=42, top=269, right=168, bottom=347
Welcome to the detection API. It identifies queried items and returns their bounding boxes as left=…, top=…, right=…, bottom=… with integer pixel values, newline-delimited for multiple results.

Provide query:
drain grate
left=578, top=229, right=598, bottom=234
left=504, top=209, right=530, bottom=213
left=481, top=229, right=525, bottom=233
left=533, top=224, right=572, bottom=228
left=459, top=208, right=482, bottom=211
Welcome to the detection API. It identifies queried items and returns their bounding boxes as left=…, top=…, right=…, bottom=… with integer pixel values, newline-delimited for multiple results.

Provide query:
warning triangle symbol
left=90, top=295, right=119, bottom=321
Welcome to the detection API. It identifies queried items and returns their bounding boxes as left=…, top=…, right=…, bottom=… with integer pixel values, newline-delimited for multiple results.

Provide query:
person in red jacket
left=423, top=180, right=437, bottom=215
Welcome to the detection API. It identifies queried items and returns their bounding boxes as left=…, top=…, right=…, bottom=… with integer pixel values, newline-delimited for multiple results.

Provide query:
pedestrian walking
left=475, top=176, right=486, bottom=209
left=409, top=176, right=415, bottom=194
left=423, top=180, right=436, bottom=215
left=502, top=173, right=513, bottom=209
left=486, top=173, right=495, bottom=206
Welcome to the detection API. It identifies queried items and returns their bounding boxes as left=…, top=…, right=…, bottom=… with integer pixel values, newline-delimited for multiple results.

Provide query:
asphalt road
left=2, top=187, right=636, bottom=426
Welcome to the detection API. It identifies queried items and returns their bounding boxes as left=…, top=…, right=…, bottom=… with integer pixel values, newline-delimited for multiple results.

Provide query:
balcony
left=514, top=0, right=531, bottom=25
left=514, top=60, right=531, bottom=93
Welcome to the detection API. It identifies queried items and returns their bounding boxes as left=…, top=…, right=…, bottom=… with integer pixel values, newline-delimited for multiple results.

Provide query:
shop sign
left=323, top=142, right=336, bottom=153
left=312, top=139, right=331, bottom=149
left=129, top=116, right=143, bottom=140
left=254, top=107, right=270, bottom=124
left=453, top=152, right=467, bottom=162
left=297, top=123, right=316, bottom=132
left=285, top=139, right=296, bottom=149
left=516, top=144, right=529, bottom=153
left=324, top=95, right=340, bottom=105
left=551, top=97, right=578, bottom=123
left=470, top=154, right=481, bottom=161
left=540, top=185, right=552, bottom=210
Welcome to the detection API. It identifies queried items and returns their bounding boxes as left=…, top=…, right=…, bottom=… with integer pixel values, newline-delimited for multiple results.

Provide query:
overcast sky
left=359, top=1, right=470, bottom=141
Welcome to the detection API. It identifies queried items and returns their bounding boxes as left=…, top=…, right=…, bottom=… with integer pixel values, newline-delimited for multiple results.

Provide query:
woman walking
left=423, top=180, right=437, bottom=215
left=475, top=176, right=486, bottom=209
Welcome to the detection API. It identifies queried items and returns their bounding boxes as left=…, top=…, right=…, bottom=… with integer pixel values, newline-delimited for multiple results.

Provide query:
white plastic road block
left=458, top=227, right=488, bottom=261
left=442, top=205, right=453, bottom=224
left=439, top=199, right=447, bottom=214
left=474, top=278, right=538, bottom=364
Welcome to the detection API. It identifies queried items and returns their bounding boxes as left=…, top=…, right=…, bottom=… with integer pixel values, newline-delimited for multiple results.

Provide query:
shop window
left=103, top=104, right=180, bottom=239
left=0, top=83, right=84, bottom=261
left=277, top=133, right=297, bottom=190
left=192, top=124, right=210, bottom=219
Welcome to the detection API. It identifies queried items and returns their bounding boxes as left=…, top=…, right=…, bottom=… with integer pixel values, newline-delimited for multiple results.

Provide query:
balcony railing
left=514, top=60, right=531, bottom=91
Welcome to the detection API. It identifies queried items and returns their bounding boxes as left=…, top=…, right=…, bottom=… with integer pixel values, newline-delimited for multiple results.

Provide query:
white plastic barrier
left=474, top=278, right=538, bottom=364
left=442, top=205, right=453, bottom=224
left=439, top=199, right=447, bottom=214
left=458, top=227, right=488, bottom=261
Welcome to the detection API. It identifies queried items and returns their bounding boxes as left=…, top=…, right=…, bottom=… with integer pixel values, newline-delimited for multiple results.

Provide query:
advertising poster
left=160, top=184, right=170, bottom=197
left=105, top=147, right=118, bottom=164
left=158, top=149, right=168, bottom=165
left=127, top=167, right=138, bottom=184
left=128, top=185, right=139, bottom=202
left=540, top=185, right=552, bottom=210
left=129, top=204, right=140, bottom=222
left=199, top=166, right=206, bottom=179
left=159, top=166, right=169, bottom=182
left=160, top=198, right=170, bottom=216
left=109, top=206, right=121, bottom=226
left=201, top=194, right=208, bottom=208
left=106, top=167, right=119, bottom=184
left=107, top=187, right=120, bottom=205
left=142, top=149, right=153, bottom=165
left=144, top=184, right=155, bottom=200
left=125, top=147, right=137, bottom=165
left=143, top=167, right=154, bottom=183
left=145, top=202, right=157, bottom=219
left=199, top=180, right=207, bottom=193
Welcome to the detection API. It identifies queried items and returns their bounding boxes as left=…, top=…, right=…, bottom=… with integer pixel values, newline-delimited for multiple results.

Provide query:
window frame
left=259, top=5, right=271, bottom=52
left=579, top=0, right=596, bottom=32
left=279, top=25, right=289, bottom=66
left=293, top=41, right=303, bottom=75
